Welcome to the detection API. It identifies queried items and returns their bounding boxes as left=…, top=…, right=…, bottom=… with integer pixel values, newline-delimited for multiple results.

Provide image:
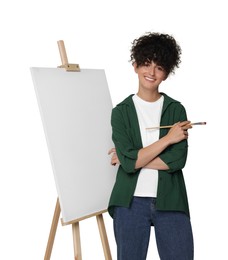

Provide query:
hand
left=166, top=121, right=192, bottom=144
left=108, top=148, right=120, bottom=166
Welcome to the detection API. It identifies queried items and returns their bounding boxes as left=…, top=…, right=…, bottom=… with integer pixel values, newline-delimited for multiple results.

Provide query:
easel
left=44, top=41, right=112, bottom=260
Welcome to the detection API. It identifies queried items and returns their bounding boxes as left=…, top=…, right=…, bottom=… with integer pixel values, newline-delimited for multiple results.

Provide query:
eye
left=144, top=62, right=150, bottom=67
left=157, top=66, right=164, bottom=71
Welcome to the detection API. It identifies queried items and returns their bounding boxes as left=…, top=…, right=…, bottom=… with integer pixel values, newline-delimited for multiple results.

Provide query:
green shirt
left=108, top=93, right=190, bottom=218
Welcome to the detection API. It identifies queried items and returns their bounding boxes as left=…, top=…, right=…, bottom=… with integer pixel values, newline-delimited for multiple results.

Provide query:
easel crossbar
left=44, top=198, right=112, bottom=260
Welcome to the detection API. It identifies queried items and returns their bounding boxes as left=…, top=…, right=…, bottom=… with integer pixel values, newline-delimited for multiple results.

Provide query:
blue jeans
left=113, top=197, right=194, bottom=260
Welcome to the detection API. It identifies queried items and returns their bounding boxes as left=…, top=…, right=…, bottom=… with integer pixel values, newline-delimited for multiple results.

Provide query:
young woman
left=108, top=32, right=194, bottom=260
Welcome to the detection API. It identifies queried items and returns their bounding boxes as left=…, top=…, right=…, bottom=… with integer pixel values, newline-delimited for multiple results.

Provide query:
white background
left=0, top=0, right=227, bottom=259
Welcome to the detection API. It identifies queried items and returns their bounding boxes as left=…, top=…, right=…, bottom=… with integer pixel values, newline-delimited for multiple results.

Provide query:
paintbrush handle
left=146, top=122, right=206, bottom=130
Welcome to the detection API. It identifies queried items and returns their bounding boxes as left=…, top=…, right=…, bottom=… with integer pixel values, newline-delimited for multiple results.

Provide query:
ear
left=163, top=73, right=169, bottom=81
left=163, top=75, right=168, bottom=81
left=133, top=62, right=138, bottom=73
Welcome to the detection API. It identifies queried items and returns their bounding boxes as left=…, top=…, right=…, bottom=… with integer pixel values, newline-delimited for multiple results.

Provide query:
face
left=134, top=61, right=167, bottom=92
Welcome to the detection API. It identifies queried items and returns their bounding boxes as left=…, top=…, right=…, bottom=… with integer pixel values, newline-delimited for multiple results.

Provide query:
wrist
left=160, top=135, right=172, bottom=147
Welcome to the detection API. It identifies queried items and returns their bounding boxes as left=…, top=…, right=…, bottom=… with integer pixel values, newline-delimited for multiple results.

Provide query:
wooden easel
left=44, top=41, right=112, bottom=260
left=44, top=198, right=112, bottom=260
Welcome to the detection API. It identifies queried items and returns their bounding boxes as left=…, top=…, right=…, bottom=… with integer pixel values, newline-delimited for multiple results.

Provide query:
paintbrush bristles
left=146, top=122, right=207, bottom=130
left=191, top=122, right=206, bottom=126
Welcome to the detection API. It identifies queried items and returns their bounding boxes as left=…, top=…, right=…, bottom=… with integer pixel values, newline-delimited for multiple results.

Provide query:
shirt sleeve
left=111, top=107, right=140, bottom=173
left=159, top=104, right=188, bottom=173
left=159, top=142, right=188, bottom=173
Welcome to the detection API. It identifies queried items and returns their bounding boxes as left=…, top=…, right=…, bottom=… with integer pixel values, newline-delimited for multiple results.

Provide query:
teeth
left=145, top=76, right=155, bottom=81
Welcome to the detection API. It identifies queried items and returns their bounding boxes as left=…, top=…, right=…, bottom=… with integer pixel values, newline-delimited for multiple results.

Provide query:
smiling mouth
left=145, top=76, right=155, bottom=82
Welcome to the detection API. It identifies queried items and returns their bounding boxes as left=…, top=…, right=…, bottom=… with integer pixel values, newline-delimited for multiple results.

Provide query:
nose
left=147, top=64, right=155, bottom=75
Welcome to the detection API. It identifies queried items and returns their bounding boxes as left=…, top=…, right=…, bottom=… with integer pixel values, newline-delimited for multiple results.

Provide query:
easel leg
left=44, top=198, right=61, bottom=260
left=72, top=222, right=82, bottom=260
left=96, top=214, right=112, bottom=260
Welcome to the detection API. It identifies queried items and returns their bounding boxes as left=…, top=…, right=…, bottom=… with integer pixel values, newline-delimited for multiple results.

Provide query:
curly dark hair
left=130, top=32, right=182, bottom=75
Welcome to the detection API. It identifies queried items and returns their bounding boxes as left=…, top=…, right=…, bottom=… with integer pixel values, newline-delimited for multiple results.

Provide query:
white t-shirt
left=133, top=94, right=164, bottom=197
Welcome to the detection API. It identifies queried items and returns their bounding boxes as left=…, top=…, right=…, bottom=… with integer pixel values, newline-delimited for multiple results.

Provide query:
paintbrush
left=146, top=122, right=207, bottom=130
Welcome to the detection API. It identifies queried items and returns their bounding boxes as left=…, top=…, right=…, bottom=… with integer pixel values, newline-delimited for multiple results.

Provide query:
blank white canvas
left=30, top=67, right=116, bottom=224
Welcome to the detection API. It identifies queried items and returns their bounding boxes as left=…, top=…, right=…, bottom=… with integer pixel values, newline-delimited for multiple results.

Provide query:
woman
left=108, top=32, right=194, bottom=260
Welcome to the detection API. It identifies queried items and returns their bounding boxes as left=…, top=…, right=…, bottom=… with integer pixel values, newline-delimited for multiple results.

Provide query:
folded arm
left=109, top=121, right=191, bottom=171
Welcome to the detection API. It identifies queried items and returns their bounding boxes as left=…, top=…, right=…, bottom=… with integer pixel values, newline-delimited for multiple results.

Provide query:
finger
left=183, top=125, right=192, bottom=130
left=111, top=157, right=118, bottom=165
left=179, top=121, right=193, bottom=131
left=172, top=121, right=180, bottom=127
left=179, top=121, right=191, bottom=127
left=108, top=147, right=116, bottom=154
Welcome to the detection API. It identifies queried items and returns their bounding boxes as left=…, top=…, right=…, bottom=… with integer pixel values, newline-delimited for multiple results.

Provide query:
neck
left=137, top=90, right=161, bottom=102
